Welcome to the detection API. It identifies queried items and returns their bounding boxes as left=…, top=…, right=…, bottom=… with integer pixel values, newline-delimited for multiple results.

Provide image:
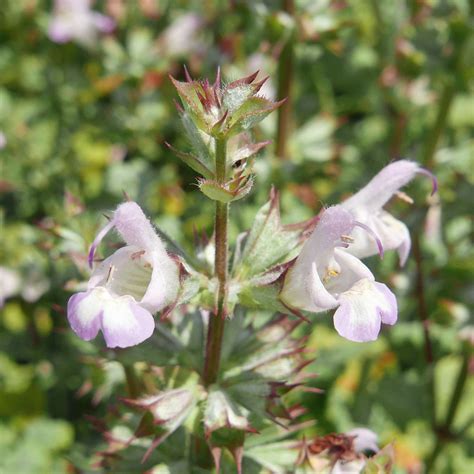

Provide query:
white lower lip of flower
left=68, top=286, right=156, bottom=348
left=334, top=278, right=397, bottom=342
left=74, top=287, right=117, bottom=327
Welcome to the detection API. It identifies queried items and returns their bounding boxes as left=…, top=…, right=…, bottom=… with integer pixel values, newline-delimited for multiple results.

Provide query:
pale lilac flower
left=280, top=206, right=397, bottom=342
left=0, top=267, right=21, bottom=308
left=48, top=0, right=115, bottom=48
left=341, top=160, right=437, bottom=265
left=159, top=13, right=204, bottom=57
left=67, top=202, right=180, bottom=348
left=22, top=270, right=50, bottom=303
left=0, top=267, right=49, bottom=308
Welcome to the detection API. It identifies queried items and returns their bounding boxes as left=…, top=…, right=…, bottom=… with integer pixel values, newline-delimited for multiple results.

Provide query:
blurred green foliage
left=0, top=0, right=473, bottom=472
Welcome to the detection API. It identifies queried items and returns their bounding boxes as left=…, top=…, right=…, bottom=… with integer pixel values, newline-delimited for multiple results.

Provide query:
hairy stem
left=203, top=138, right=228, bottom=386
left=275, top=0, right=295, bottom=159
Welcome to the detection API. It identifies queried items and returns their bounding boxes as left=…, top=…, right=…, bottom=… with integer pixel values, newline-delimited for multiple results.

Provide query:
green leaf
left=199, top=180, right=236, bottom=203
left=238, top=283, right=289, bottom=314
left=291, top=115, right=337, bottom=163
left=228, top=97, right=284, bottom=134
left=170, top=77, right=208, bottom=130
left=236, top=188, right=314, bottom=278
left=166, top=143, right=214, bottom=179
left=244, top=440, right=299, bottom=472
left=222, top=83, right=255, bottom=114
left=229, top=141, right=270, bottom=166
left=23, top=418, right=74, bottom=452
left=180, top=114, right=215, bottom=172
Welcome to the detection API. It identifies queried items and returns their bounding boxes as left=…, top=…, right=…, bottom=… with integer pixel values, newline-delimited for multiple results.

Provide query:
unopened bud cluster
left=168, top=69, right=283, bottom=202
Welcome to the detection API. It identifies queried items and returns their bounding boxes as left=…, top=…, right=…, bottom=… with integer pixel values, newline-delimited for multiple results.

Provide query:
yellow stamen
left=323, top=268, right=340, bottom=283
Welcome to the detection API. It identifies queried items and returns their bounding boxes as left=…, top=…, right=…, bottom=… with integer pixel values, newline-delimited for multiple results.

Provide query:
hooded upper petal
left=341, top=160, right=435, bottom=264
left=141, top=250, right=180, bottom=312
left=342, top=160, right=420, bottom=212
left=67, top=287, right=155, bottom=348
left=333, top=279, right=397, bottom=342
left=113, top=202, right=167, bottom=254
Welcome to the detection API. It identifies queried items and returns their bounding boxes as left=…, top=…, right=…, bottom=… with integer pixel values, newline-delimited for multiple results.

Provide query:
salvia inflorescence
left=66, top=68, right=436, bottom=473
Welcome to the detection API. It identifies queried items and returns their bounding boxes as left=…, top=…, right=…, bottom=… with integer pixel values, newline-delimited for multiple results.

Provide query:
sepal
left=198, top=175, right=253, bottom=203
left=235, top=188, right=316, bottom=279
left=228, top=138, right=271, bottom=168
left=121, top=372, right=204, bottom=462
left=202, top=388, right=256, bottom=473
left=227, top=97, right=286, bottom=136
left=170, top=69, right=283, bottom=139
left=204, top=389, right=256, bottom=442
left=122, top=387, right=197, bottom=432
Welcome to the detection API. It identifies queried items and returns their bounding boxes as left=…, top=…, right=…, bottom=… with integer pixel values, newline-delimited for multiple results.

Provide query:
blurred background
left=0, top=0, right=473, bottom=472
